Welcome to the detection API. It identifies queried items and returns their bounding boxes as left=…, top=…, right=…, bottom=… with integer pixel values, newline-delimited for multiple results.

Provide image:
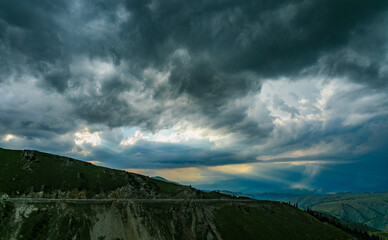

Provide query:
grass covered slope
left=0, top=147, right=207, bottom=199
left=280, top=193, right=388, bottom=231
left=214, top=202, right=354, bottom=240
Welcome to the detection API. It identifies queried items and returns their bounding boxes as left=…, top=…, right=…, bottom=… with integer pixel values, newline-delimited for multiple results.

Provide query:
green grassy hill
left=0, top=147, right=226, bottom=200
left=214, top=203, right=354, bottom=240
left=272, top=193, right=388, bottom=232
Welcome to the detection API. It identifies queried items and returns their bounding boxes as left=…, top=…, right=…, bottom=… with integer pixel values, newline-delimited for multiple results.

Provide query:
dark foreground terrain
left=1, top=198, right=354, bottom=240
left=0, top=147, right=373, bottom=239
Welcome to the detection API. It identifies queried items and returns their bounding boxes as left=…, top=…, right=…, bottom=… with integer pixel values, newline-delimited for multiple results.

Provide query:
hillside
left=0, top=147, right=367, bottom=239
left=252, top=192, right=388, bottom=231
left=0, top=147, right=221, bottom=200
left=1, top=198, right=357, bottom=240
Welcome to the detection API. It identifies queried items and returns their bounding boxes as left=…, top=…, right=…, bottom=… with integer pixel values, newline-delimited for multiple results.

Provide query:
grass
left=203, top=191, right=237, bottom=199
left=0, top=201, right=14, bottom=240
left=153, top=180, right=180, bottom=195
left=0, top=147, right=195, bottom=198
left=370, top=232, right=388, bottom=240
left=0, top=148, right=127, bottom=195
left=280, top=192, right=388, bottom=231
left=214, top=202, right=354, bottom=240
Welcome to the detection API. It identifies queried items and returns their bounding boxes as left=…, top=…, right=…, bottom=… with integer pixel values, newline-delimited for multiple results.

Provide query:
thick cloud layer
left=1, top=0, right=388, bottom=193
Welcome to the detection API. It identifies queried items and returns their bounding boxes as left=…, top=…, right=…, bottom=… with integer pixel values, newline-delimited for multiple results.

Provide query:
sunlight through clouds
left=3, top=134, right=16, bottom=142
left=124, top=167, right=206, bottom=182
left=120, top=123, right=231, bottom=147
left=208, top=164, right=253, bottom=174
left=74, top=129, right=101, bottom=146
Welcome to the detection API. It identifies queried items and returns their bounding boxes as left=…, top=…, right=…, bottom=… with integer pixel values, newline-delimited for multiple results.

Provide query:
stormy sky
left=1, top=0, right=388, bottom=193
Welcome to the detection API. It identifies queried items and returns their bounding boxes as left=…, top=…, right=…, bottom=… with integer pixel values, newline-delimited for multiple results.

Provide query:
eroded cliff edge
left=1, top=199, right=353, bottom=240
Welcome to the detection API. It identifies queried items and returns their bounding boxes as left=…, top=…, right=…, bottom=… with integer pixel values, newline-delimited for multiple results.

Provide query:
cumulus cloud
left=257, top=77, right=388, bottom=157
left=74, top=129, right=101, bottom=146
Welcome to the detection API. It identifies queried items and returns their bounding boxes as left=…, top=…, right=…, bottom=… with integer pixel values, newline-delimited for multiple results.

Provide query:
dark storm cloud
left=1, top=0, right=388, bottom=140
left=78, top=142, right=257, bottom=169
left=118, top=0, right=388, bottom=121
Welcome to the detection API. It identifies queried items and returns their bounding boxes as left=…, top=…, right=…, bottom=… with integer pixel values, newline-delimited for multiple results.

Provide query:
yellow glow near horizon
left=208, top=163, right=253, bottom=174
left=87, top=160, right=102, bottom=165
left=123, top=163, right=255, bottom=184
left=124, top=167, right=205, bottom=182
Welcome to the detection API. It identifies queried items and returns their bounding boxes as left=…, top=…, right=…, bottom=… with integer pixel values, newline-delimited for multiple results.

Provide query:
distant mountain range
left=151, top=176, right=180, bottom=185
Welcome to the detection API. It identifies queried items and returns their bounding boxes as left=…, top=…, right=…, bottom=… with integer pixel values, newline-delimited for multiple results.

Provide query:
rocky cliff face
left=3, top=199, right=225, bottom=240
left=1, top=199, right=354, bottom=240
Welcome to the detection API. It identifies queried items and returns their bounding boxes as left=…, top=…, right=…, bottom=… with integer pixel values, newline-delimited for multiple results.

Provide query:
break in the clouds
left=1, top=0, right=388, bottom=193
